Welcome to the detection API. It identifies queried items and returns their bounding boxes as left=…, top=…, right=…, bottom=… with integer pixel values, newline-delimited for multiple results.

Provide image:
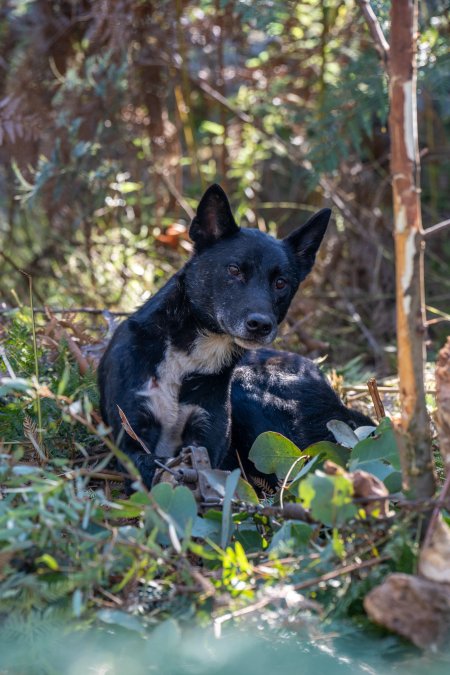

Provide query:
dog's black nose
left=245, top=313, right=274, bottom=336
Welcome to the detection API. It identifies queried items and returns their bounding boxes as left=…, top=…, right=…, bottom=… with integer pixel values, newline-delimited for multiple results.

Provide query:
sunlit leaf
left=298, top=471, right=356, bottom=526
left=326, top=420, right=359, bottom=448
left=249, top=432, right=303, bottom=478
left=349, top=417, right=401, bottom=471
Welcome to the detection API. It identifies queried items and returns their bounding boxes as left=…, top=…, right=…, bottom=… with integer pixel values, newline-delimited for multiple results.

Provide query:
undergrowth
left=0, top=310, right=445, bottom=671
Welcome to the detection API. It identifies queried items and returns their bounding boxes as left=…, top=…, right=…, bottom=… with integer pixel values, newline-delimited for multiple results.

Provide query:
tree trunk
left=389, top=0, right=435, bottom=498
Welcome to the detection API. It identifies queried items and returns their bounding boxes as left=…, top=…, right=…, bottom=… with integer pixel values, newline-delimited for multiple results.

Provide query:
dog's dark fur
left=226, top=348, right=373, bottom=483
left=98, top=184, right=331, bottom=488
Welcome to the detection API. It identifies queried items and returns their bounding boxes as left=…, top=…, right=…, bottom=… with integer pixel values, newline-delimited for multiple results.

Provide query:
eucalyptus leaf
left=326, top=420, right=359, bottom=448
left=304, top=440, right=350, bottom=467
left=0, top=378, right=34, bottom=397
left=191, top=515, right=221, bottom=539
left=249, top=432, right=303, bottom=478
left=349, top=417, right=401, bottom=471
left=97, top=609, right=144, bottom=633
left=298, top=471, right=356, bottom=526
left=221, top=469, right=240, bottom=549
left=234, top=527, right=265, bottom=553
left=354, top=426, right=377, bottom=441
left=150, top=483, right=198, bottom=543
left=235, top=478, right=260, bottom=505
left=200, top=120, right=225, bottom=135
left=269, top=521, right=313, bottom=554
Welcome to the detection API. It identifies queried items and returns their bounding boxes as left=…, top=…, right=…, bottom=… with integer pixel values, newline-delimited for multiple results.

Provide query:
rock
left=364, top=573, right=450, bottom=649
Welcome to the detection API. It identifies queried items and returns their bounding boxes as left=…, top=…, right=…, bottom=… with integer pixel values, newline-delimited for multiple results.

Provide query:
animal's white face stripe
left=138, top=332, right=238, bottom=458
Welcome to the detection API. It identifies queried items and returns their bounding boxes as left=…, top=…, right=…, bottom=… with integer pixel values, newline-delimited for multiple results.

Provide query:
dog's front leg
left=118, top=437, right=158, bottom=492
left=182, top=404, right=232, bottom=470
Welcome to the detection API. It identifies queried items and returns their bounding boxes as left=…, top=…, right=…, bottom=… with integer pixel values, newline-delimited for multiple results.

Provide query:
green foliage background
left=0, top=2, right=450, bottom=669
left=0, top=0, right=449, bottom=365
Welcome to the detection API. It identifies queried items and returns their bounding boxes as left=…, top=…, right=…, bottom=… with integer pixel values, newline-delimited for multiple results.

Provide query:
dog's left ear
left=283, top=208, right=331, bottom=279
left=190, top=184, right=239, bottom=250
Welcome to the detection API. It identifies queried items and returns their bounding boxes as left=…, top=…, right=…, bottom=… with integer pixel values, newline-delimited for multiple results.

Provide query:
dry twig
left=367, top=378, right=386, bottom=420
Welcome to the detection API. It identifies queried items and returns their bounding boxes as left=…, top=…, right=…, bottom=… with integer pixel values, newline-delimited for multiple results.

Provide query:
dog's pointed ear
left=284, top=208, right=331, bottom=280
left=189, top=184, right=239, bottom=250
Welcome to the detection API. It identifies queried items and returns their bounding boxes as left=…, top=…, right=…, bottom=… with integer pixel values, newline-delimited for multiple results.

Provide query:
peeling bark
left=389, top=0, right=435, bottom=498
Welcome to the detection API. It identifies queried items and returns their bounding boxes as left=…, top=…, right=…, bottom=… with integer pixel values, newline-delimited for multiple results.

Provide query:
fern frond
left=250, top=475, right=276, bottom=496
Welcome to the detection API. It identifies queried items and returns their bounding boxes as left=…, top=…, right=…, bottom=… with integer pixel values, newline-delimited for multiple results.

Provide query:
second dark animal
left=98, top=184, right=331, bottom=488
left=228, top=348, right=374, bottom=484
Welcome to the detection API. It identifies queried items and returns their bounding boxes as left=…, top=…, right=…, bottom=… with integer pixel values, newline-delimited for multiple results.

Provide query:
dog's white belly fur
left=139, top=332, right=238, bottom=458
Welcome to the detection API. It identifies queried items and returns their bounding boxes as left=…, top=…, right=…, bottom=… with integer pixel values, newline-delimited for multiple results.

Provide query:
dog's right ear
left=284, top=208, right=331, bottom=281
left=189, top=184, right=239, bottom=250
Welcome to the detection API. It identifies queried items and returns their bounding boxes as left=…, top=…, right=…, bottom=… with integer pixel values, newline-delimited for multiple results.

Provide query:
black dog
left=98, top=184, right=330, bottom=488
left=228, top=348, right=374, bottom=482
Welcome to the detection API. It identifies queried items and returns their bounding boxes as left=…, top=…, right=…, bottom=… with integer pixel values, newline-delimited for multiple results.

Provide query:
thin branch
left=214, top=555, right=389, bottom=628
left=0, top=307, right=130, bottom=316
left=422, top=471, right=450, bottom=550
left=356, top=0, right=390, bottom=64
left=343, top=384, right=436, bottom=394
left=423, top=218, right=450, bottom=238
left=367, top=378, right=386, bottom=420
left=154, top=168, right=195, bottom=219
left=342, top=297, right=384, bottom=358
left=0, top=345, right=16, bottom=378
left=138, top=54, right=367, bottom=231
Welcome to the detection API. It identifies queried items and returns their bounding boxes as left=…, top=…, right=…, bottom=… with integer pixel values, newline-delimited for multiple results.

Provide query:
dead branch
left=423, top=218, right=450, bottom=238
left=154, top=168, right=195, bottom=219
left=356, top=0, right=390, bottom=64
left=214, top=555, right=389, bottom=627
left=367, top=378, right=386, bottom=420
left=293, top=554, right=390, bottom=591
left=0, top=307, right=130, bottom=316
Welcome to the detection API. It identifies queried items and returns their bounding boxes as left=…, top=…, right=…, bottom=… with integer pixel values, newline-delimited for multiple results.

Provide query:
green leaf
left=349, top=417, right=400, bottom=471
left=235, top=478, right=260, bottom=504
left=0, top=378, right=34, bottom=397
left=269, top=521, right=313, bottom=554
left=384, top=470, right=403, bottom=493
left=72, top=589, right=83, bottom=618
left=289, top=443, right=348, bottom=494
left=150, top=483, right=198, bottom=540
left=304, top=440, right=350, bottom=467
left=97, top=609, right=144, bottom=633
left=354, top=425, right=377, bottom=440
left=249, top=432, right=303, bottom=478
left=289, top=454, right=320, bottom=484
left=200, top=121, right=225, bottom=135
left=298, top=471, right=357, bottom=526
left=36, top=553, right=60, bottom=571
left=326, top=420, right=359, bottom=448
left=234, top=527, right=265, bottom=553
left=191, top=515, right=221, bottom=539
left=112, top=491, right=152, bottom=519
left=12, top=466, right=40, bottom=476
left=332, top=527, right=345, bottom=559
left=221, top=469, right=240, bottom=549
left=111, top=181, right=142, bottom=194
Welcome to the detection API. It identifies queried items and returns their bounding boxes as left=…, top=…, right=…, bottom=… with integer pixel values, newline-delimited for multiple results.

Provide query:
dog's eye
left=275, top=277, right=287, bottom=290
left=228, top=264, right=241, bottom=277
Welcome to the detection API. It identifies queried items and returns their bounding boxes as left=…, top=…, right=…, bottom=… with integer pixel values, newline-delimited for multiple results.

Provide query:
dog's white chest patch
left=139, top=333, right=237, bottom=458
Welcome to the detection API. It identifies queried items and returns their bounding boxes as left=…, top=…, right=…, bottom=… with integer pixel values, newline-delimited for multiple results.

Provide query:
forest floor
left=0, top=308, right=448, bottom=674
